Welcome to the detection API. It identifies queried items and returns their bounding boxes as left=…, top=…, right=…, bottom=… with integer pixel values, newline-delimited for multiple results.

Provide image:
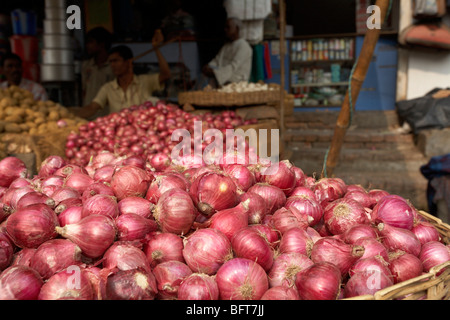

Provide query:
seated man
left=201, top=17, right=253, bottom=88
left=0, top=52, right=48, bottom=101
left=72, top=30, right=171, bottom=119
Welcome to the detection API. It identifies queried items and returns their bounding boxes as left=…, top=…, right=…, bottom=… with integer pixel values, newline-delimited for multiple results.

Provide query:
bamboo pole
left=323, top=0, right=390, bottom=178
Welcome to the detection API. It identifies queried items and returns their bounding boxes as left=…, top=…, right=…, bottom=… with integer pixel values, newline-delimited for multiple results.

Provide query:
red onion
left=411, top=221, right=441, bottom=245
left=10, top=248, right=35, bottom=267
left=55, top=214, right=117, bottom=259
left=123, top=155, right=146, bottom=169
left=153, top=261, right=193, bottom=299
left=148, top=153, right=171, bottom=171
left=268, top=252, right=314, bottom=287
left=284, top=195, right=323, bottom=226
left=39, top=156, right=66, bottom=177
left=0, top=204, right=11, bottom=224
left=81, top=182, right=115, bottom=202
left=118, top=196, right=154, bottom=218
left=240, top=192, right=267, bottom=224
left=271, top=207, right=310, bottom=235
left=250, top=224, right=280, bottom=249
left=145, top=172, right=189, bottom=204
left=313, top=177, right=347, bottom=206
left=216, top=258, right=269, bottom=300
left=388, top=251, right=423, bottom=283
left=261, top=285, right=300, bottom=300
left=183, top=228, right=232, bottom=275
left=368, top=189, right=390, bottom=208
left=292, top=166, right=307, bottom=188
left=115, top=213, right=158, bottom=241
left=231, top=226, right=274, bottom=272
left=377, top=222, right=421, bottom=256
left=6, top=203, right=59, bottom=248
left=247, top=183, right=286, bottom=215
left=349, top=255, right=392, bottom=278
left=111, top=165, right=152, bottom=200
left=0, top=266, right=43, bottom=300
left=289, top=186, right=316, bottom=200
left=279, top=227, right=315, bottom=257
left=208, top=200, right=250, bottom=241
left=91, top=151, right=119, bottom=169
left=419, top=241, right=450, bottom=272
left=58, top=206, right=87, bottom=227
left=371, top=195, right=415, bottom=230
left=64, top=172, right=94, bottom=193
left=54, top=197, right=82, bottom=214
left=178, top=273, right=219, bottom=300
left=82, top=194, right=119, bottom=218
left=323, top=198, right=368, bottom=235
left=6, top=186, right=34, bottom=210
left=29, top=239, right=82, bottom=280
left=353, top=237, right=389, bottom=261
left=16, top=191, right=55, bottom=209
left=0, top=157, right=28, bottom=188
left=144, top=232, right=185, bottom=268
left=93, top=165, right=116, bottom=183
left=38, top=267, right=94, bottom=300
left=51, top=187, right=81, bottom=205
left=190, top=172, right=239, bottom=216
left=344, top=269, right=393, bottom=298
left=341, top=224, right=379, bottom=244
left=0, top=231, right=14, bottom=271
left=295, top=262, right=342, bottom=300
left=105, top=267, right=157, bottom=300
left=56, top=164, right=88, bottom=178
left=223, top=164, right=256, bottom=192
left=153, top=188, right=196, bottom=235
left=103, top=242, right=151, bottom=273
left=9, top=177, right=31, bottom=189
left=84, top=266, right=107, bottom=300
left=344, top=189, right=372, bottom=208
left=311, top=237, right=365, bottom=276
left=260, top=160, right=296, bottom=196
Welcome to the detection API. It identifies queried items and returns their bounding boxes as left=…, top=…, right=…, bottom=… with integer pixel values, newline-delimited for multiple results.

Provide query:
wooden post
left=324, top=0, right=390, bottom=178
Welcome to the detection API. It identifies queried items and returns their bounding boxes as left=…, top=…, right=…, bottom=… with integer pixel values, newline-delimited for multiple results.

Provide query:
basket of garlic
left=178, top=81, right=280, bottom=107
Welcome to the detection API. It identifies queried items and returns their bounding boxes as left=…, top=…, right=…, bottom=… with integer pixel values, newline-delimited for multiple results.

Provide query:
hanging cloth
left=250, top=44, right=265, bottom=83
left=263, top=41, right=272, bottom=79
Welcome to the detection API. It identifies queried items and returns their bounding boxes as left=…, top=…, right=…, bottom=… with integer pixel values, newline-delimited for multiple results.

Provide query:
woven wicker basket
left=178, top=90, right=280, bottom=107
left=346, top=210, right=450, bottom=300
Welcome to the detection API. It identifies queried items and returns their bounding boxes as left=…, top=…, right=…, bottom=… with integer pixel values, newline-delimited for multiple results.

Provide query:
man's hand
left=202, top=65, right=215, bottom=77
left=152, top=29, right=164, bottom=48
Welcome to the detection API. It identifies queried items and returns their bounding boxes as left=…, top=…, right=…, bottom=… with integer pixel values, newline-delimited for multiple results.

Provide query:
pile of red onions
left=0, top=145, right=448, bottom=300
left=65, top=101, right=256, bottom=167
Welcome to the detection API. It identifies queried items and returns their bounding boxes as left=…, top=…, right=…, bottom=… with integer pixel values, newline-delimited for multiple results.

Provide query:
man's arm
left=152, top=29, right=171, bottom=84
left=68, top=101, right=101, bottom=119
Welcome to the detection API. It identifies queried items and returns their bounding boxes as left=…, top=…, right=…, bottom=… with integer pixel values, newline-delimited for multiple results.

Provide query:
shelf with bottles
left=290, top=37, right=355, bottom=63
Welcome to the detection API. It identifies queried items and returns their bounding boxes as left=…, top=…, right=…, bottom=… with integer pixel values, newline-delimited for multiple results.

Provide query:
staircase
left=283, top=110, right=430, bottom=210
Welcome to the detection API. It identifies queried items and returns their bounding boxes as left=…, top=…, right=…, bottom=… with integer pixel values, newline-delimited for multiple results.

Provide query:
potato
left=4, top=115, right=23, bottom=123
left=48, top=110, right=60, bottom=121
left=34, top=117, right=45, bottom=125
left=0, top=97, right=13, bottom=108
left=4, top=123, right=22, bottom=133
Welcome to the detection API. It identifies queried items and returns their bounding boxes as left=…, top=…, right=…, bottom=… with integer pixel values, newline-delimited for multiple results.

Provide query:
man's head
left=1, top=52, right=23, bottom=85
left=85, top=27, right=113, bottom=57
left=108, top=45, right=134, bottom=77
left=224, top=17, right=242, bottom=42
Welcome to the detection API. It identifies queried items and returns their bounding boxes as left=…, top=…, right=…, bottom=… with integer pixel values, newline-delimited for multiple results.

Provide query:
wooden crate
left=346, top=210, right=450, bottom=300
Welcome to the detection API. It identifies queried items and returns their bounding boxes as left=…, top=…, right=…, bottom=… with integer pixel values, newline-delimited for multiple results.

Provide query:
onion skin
left=82, top=194, right=119, bottom=218
left=144, top=232, right=185, bottom=268
left=39, top=156, right=66, bottom=178
left=388, top=251, right=423, bottom=284
left=115, top=213, right=158, bottom=241
left=110, top=165, right=152, bottom=201
left=223, top=164, right=256, bottom=192
left=371, top=195, right=415, bottom=230
left=6, top=203, right=59, bottom=249
left=105, top=268, right=158, bottom=300
left=153, top=261, right=193, bottom=300
left=247, top=183, right=286, bottom=215
left=260, top=285, right=300, bottom=300
left=55, top=214, right=117, bottom=259
left=153, top=188, right=197, bottom=235
left=118, top=196, right=154, bottom=218
left=353, top=237, right=389, bottom=262
left=0, top=266, right=43, bottom=300
left=323, top=198, right=368, bottom=235
left=260, top=160, right=296, bottom=196
left=268, top=252, right=314, bottom=288
left=231, top=227, right=274, bottom=272
left=295, top=262, right=342, bottom=300
left=16, top=191, right=55, bottom=209
left=411, top=221, right=441, bottom=246
left=0, top=231, right=15, bottom=271
left=64, top=172, right=94, bottom=193
left=183, top=228, right=232, bottom=275
left=38, top=267, right=94, bottom=300
left=145, top=173, right=190, bottom=204
left=377, top=222, right=421, bottom=257
left=102, top=242, right=151, bottom=273
left=10, top=248, right=35, bottom=267
left=284, top=195, right=323, bottom=227
left=313, top=177, right=347, bottom=206
left=30, top=239, right=83, bottom=280
left=216, top=258, right=269, bottom=300
left=240, top=192, right=267, bottom=224
left=349, top=255, right=392, bottom=278
left=279, top=227, right=314, bottom=257
left=208, top=200, right=250, bottom=241
left=419, top=241, right=450, bottom=272
left=271, top=207, right=310, bottom=235
left=58, top=206, right=87, bottom=227
left=311, top=237, right=365, bottom=277
left=344, top=270, right=393, bottom=298
left=340, top=224, right=379, bottom=244
left=177, top=273, right=219, bottom=300
left=0, top=157, right=28, bottom=188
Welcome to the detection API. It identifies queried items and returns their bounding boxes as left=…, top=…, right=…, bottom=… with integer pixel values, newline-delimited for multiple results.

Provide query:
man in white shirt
left=201, top=17, right=253, bottom=88
left=0, top=52, right=48, bottom=101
